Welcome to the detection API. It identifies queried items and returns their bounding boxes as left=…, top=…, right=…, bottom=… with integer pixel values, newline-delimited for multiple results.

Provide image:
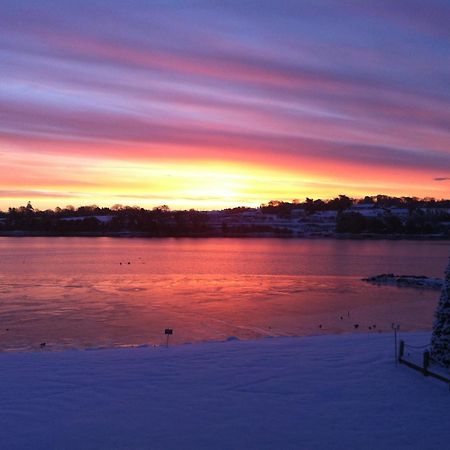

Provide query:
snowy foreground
left=1, top=333, right=449, bottom=450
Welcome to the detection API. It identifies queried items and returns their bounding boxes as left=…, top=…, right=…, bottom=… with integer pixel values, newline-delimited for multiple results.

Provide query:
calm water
left=0, top=237, right=448, bottom=351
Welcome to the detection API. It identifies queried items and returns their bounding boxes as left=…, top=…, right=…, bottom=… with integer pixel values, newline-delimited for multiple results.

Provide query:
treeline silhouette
left=336, top=211, right=450, bottom=235
left=260, top=195, right=450, bottom=235
left=1, top=195, right=449, bottom=236
left=260, top=195, right=450, bottom=215
left=0, top=203, right=209, bottom=235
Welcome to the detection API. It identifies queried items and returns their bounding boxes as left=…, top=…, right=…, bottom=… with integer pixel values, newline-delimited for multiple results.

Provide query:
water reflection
left=0, top=237, right=448, bottom=351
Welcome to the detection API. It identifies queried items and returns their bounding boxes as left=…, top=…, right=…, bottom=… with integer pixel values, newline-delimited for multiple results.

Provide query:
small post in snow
left=392, top=323, right=400, bottom=364
left=165, top=328, right=173, bottom=347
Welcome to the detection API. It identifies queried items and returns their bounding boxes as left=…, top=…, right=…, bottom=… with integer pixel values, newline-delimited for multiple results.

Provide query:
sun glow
left=1, top=142, right=448, bottom=211
left=85, top=158, right=321, bottom=210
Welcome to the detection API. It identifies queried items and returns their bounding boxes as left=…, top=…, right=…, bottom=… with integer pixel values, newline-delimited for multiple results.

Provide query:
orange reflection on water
left=0, top=237, right=447, bottom=351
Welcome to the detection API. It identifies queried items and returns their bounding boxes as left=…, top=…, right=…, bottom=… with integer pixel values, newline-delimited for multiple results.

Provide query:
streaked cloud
left=0, top=0, right=449, bottom=208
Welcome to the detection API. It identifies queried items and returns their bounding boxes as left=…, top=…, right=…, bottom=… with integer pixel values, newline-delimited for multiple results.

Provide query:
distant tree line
left=335, top=210, right=450, bottom=235
left=259, top=195, right=450, bottom=235
left=260, top=195, right=450, bottom=216
left=1, top=195, right=449, bottom=236
left=260, top=195, right=353, bottom=216
left=0, top=203, right=210, bottom=236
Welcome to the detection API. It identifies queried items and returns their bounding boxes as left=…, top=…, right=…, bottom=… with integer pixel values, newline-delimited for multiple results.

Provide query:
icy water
left=0, top=237, right=448, bottom=351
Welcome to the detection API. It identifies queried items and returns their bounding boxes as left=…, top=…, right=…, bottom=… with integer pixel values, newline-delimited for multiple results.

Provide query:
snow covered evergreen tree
left=430, top=257, right=450, bottom=367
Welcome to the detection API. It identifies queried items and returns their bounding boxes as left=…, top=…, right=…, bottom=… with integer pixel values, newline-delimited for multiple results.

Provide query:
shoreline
left=1, top=231, right=449, bottom=240
left=0, top=328, right=426, bottom=353
left=0, top=327, right=434, bottom=355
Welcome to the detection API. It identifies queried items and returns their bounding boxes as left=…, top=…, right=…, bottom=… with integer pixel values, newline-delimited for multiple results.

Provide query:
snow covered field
left=1, top=332, right=449, bottom=450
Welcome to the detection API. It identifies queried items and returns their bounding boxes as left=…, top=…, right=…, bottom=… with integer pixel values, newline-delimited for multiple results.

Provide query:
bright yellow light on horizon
left=95, top=159, right=299, bottom=210
left=1, top=144, right=448, bottom=211
left=0, top=148, right=325, bottom=210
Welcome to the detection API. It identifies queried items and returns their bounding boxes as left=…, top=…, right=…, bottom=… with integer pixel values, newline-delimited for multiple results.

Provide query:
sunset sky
left=1, top=0, right=449, bottom=210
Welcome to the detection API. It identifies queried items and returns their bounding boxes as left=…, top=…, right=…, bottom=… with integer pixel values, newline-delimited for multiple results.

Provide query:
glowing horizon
left=1, top=1, right=449, bottom=210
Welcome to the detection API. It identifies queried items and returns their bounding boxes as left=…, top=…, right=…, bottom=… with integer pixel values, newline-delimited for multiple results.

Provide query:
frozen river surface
left=0, top=237, right=448, bottom=351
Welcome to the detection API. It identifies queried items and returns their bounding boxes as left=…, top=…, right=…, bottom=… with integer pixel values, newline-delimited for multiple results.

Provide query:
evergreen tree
left=430, top=257, right=450, bottom=367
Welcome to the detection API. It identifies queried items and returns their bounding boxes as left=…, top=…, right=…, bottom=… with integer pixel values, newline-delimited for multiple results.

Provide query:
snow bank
left=1, top=333, right=449, bottom=450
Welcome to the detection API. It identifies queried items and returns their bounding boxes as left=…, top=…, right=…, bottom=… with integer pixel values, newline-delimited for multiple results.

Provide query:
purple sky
left=1, top=0, right=449, bottom=208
